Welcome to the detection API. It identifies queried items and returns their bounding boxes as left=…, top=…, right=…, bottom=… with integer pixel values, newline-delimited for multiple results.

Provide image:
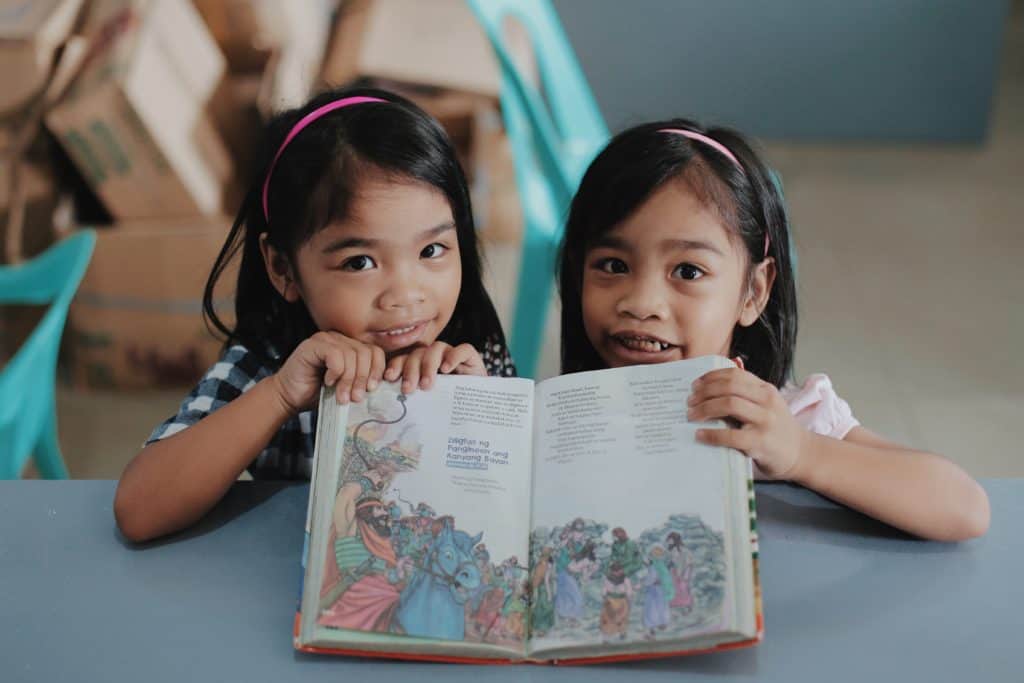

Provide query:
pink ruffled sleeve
left=780, top=373, right=859, bottom=440
left=752, top=374, right=859, bottom=480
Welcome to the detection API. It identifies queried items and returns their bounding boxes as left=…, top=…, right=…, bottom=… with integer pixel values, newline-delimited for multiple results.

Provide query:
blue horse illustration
left=396, top=518, right=482, bottom=640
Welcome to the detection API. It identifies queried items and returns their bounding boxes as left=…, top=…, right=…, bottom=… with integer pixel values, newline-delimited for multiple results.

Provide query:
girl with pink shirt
left=557, top=119, right=989, bottom=542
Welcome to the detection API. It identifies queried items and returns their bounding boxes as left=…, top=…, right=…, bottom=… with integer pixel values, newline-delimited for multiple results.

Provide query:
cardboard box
left=0, top=158, right=66, bottom=261
left=256, top=2, right=335, bottom=115
left=193, top=0, right=334, bottom=116
left=206, top=74, right=262, bottom=213
left=321, top=0, right=532, bottom=98
left=46, top=0, right=235, bottom=219
left=194, top=0, right=335, bottom=74
left=191, top=0, right=275, bottom=73
left=65, top=219, right=237, bottom=390
left=0, top=0, right=85, bottom=116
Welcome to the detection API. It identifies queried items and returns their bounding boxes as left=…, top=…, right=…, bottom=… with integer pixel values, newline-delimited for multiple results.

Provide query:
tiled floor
left=50, top=7, right=1023, bottom=479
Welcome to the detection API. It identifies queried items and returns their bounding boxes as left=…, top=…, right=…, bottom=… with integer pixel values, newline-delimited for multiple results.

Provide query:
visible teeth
left=618, top=336, right=670, bottom=352
left=385, top=324, right=416, bottom=336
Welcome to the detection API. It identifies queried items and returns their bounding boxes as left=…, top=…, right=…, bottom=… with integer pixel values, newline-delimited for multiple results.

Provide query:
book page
left=308, top=375, right=533, bottom=652
left=528, top=357, right=741, bottom=656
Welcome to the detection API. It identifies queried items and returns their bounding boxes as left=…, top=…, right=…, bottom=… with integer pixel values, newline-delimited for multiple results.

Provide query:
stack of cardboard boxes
left=1, top=0, right=525, bottom=390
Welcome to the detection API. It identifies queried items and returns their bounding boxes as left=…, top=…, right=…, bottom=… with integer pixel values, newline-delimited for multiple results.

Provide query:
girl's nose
left=379, top=269, right=427, bottom=309
left=615, top=275, right=670, bottom=320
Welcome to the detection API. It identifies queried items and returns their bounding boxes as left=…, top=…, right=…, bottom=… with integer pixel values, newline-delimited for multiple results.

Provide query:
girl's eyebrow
left=321, top=221, right=456, bottom=253
left=417, top=221, right=456, bottom=240
left=323, top=235, right=377, bottom=252
left=590, top=235, right=631, bottom=251
left=660, top=238, right=725, bottom=256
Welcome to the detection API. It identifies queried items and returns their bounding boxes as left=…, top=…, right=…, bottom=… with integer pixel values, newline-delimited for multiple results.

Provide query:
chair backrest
left=0, top=230, right=96, bottom=477
left=467, top=0, right=608, bottom=208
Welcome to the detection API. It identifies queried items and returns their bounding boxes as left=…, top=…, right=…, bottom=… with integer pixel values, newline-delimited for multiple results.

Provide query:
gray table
left=1, top=480, right=1018, bottom=682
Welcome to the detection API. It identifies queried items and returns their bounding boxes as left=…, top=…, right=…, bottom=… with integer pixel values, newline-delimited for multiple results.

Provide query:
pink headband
left=658, top=127, right=770, bottom=259
left=261, top=96, right=387, bottom=222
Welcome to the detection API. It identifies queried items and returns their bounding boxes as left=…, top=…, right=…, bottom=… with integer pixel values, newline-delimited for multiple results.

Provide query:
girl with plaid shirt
left=115, top=88, right=515, bottom=542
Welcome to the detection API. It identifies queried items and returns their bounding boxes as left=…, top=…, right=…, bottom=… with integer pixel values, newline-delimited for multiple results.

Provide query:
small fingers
left=333, top=346, right=359, bottom=404
left=690, top=368, right=775, bottom=408
left=688, top=395, right=767, bottom=427
left=384, top=354, right=406, bottom=383
left=442, top=343, right=485, bottom=376
left=368, top=345, right=386, bottom=392
left=418, top=343, right=449, bottom=390
left=401, top=348, right=426, bottom=394
left=349, top=343, right=375, bottom=402
left=696, top=426, right=755, bottom=453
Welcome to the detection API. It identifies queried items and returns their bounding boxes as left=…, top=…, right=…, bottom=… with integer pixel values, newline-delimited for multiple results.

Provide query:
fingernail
left=421, top=378, right=431, bottom=389
left=338, top=392, right=349, bottom=405
left=686, top=394, right=696, bottom=405
left=440, top=363, right=451, bottom=373
left=351, top=388, right=364, bottom=402
left=367, top=379, right=378, bottom=391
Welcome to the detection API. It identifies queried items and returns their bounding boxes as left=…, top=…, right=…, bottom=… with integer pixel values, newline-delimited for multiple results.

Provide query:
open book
left=294, top=356, right=762, bottom=664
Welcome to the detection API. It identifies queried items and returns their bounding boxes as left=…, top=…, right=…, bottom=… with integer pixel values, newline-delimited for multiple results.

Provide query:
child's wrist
left=261, top=375, right=300, bottom=421
left=786, top=430, right=822, bottom=486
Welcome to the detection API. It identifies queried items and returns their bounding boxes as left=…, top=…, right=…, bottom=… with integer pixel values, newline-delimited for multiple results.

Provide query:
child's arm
left=114, top=377, right=293, bottom=542
left=689, top=368, right=990, bottom=542
left=114, top=333, right=385, bottom=542
left=788, top=427, right=988, bottom=542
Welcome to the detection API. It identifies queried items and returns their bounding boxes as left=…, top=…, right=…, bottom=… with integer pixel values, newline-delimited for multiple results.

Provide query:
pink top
left=781, top=373, right=859, bottom=440
left=754, top=373, right=859, bottom=480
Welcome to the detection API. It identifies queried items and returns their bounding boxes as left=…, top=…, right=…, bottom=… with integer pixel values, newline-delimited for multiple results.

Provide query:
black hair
left=557, top=119, right=797, bottom=387
left=202, top=87, right=506, bottom=363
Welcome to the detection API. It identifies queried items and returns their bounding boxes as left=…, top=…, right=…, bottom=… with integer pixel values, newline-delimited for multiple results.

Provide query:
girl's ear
left=259, top=233, right=301, bottom=303
left=738, top=257, right=776, bottom=327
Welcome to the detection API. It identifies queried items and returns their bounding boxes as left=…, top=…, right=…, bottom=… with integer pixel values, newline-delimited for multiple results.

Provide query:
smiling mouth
left=372, top=318, right=432, bottom=337
left=381, top=322, right=420, bottom=336
left=611, top=333, right=677, bottom=353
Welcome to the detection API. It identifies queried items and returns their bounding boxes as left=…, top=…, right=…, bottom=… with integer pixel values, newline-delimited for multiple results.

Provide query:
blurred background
left=1, top=0, right=1019, bottom=480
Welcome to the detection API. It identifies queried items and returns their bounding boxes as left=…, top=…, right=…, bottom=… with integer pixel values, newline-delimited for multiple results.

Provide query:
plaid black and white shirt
left=146, top=340, right=517, bottom=480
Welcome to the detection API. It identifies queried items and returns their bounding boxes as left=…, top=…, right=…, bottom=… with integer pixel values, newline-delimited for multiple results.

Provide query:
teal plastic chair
left=0, top=230, right=96, bottom=479
left=468, top=0, right=609, bottom=378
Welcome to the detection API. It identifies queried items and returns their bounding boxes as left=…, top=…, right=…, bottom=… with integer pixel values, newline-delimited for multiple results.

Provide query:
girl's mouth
left=612, top=333, right=676, bottom=353
left=608, top=333, right=680, bottom=362
left=371, top=318, right=434, bottom=350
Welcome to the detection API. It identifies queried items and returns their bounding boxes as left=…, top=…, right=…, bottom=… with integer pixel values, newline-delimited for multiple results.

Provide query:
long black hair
left=557, top=119, right=797, bottom=387
left=203, top=87, right=506, bottom=363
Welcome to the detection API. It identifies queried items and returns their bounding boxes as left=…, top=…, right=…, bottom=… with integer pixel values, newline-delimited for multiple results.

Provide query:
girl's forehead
left=309, top=180, right=455, bottom=250
left=349, top=177, right=453, bottom=229
left=602, top=180, right=735, bottom=253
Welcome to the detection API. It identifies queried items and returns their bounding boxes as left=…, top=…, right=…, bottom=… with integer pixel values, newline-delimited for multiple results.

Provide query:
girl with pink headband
left=557, top=119, right=988, bottom=541
left=115, top=88, right=514, bottom=542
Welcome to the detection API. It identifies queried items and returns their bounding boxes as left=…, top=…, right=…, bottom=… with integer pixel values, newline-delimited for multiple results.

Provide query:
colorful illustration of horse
left=396, top=518, right=482, bottom=640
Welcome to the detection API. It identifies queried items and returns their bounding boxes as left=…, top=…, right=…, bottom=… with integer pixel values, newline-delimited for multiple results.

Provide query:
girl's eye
left=421, top=242, right=449, bottom=259
left=594, top=257, right=628, bottom=274
left=340, top=255, right=376, bottom=271
left=672, top=263, right=705, bottom=280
